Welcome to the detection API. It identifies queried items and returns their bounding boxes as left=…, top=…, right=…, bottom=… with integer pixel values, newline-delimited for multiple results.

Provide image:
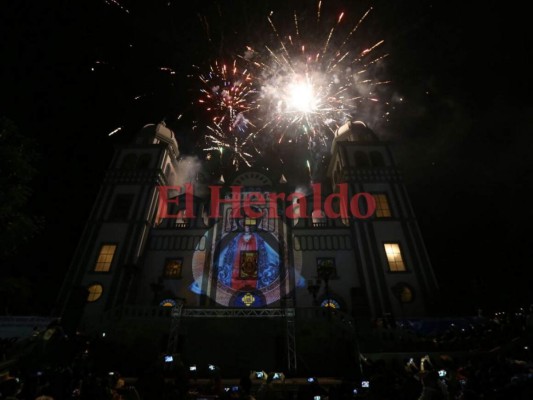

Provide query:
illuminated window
left=94, top=244, right=117, bottom=272
left=374, top=194, right=392, bottom=218
left=160, top=299, right=177, bottom=307
left=163, top=259, right=183, bottom=279
left=244, top=217, right=256, bottom=226
left=384, top=243, right=406, bottom=272
left=87, top=284, right=103, bottom=302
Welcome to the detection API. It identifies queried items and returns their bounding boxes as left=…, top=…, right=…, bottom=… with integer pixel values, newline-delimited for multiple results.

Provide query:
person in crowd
left=256, top=373, right=277, bottom=400
left=238, top=375, right=256, bottom=400
left=207, top=375, right=224, bottom=397
left=417, top=370, right=447, bottom=400
left=0, top=375, right=23, bottom=399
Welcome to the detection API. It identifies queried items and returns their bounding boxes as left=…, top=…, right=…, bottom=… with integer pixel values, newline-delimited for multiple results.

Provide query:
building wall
left=57, top=122, right=439, bottom=338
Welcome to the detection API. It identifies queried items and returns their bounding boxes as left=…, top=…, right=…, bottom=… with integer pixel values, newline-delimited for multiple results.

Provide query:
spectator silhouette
left=417, top=370, right=446, bottom=400
left=256, top=374, right=277, bottom=400
left=239, top=375, right=256, bottom=400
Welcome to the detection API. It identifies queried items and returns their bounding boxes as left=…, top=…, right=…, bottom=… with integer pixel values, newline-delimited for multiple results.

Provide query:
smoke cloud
left=174, top=155, right=203, bottom=187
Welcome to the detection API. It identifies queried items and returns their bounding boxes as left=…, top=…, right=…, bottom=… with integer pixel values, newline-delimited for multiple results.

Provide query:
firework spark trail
left=104, top=0, right=130, bottom=14
left=338, top=7, right=372, bottom=54
left=267, top=15, right=294, bottom=71
left=199, top=14, right=212, bottom=43
left=322, top=12, right=344, bottom=56
left=325, top=7, right=373, bottom=72
left=358, top=40, right=385, bottom=59
left=160, top=67, right=176, bottom=75
left=293, top=11, right=300, bottom=37
left=108, top=126, right=122, bottom=136
left=360, top=53, right=389, bottom=69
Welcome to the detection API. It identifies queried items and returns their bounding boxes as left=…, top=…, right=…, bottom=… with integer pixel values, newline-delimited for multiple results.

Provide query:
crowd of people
left=373, top=306, right=533, bottom=353
left=356, top=344, right=533, bottom=399
left=0, top=306, right=532, bottom=399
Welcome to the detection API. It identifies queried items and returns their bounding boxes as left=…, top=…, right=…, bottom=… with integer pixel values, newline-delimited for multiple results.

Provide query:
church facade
left=55, top=121, right=439, bottom=374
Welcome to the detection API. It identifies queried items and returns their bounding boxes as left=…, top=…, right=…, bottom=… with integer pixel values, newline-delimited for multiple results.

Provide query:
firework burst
left=203, top=125, right=256, bottom=171
left=192, top=1, right=390, bottom=170
left=193, top=59, right=261, bottom=169
left=196, top=60, right=258, bottom=134
left=240, top=4, right=390, bottom=149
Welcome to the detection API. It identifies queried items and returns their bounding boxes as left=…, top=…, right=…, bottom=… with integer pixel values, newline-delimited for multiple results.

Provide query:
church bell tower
left=327, top=120, right=440, bottom=319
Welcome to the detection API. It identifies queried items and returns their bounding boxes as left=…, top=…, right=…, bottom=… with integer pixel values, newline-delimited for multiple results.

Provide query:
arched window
left=120, top=154, right=137, bottom=170
left=137, top=154, right=152, bottom=169
left=370, top=151, right=385, bottom=167
left=87, top=284, right=103, bottom=302
left=392, top=283, right=414, bottom=303
left=354, top=151, right=370, bottom=167
left=175, top=210, right=189, bottom=227
left=312, top=210, right=326, bottom=226
left=321, top=298, right=341, bottom=309
left=159, top=299, right=177, bottom=307
left=400, top=286, right=413, bottom=303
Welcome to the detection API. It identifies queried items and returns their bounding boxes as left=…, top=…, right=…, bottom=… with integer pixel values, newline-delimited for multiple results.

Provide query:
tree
left=0, top=276, right=32, bottom=315
left=0, top=117, right=43, bottom=259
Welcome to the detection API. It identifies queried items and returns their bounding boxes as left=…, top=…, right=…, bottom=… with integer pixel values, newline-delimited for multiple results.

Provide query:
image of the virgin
left=189, top=218, right=307, bottom=303
left=216, top=219, right=280, bottom=291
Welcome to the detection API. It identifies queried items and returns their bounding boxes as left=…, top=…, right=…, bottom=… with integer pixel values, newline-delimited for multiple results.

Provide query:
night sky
left=1, top=0, right=532, bottom=316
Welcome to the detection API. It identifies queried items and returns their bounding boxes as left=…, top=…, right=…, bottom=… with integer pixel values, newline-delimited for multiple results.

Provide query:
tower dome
left=133, top=122, right=179, bottom=159
left=331, top=120, right=378, bottom=154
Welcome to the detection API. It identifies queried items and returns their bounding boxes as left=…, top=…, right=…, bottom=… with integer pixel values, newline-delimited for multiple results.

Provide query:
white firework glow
left=287, top=79, right=317, bottom=113
left=241, top=5, right=389, bottom=146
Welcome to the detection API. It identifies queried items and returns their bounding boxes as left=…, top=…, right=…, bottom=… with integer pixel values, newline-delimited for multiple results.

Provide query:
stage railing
left=102, top=305, right=356, bottom=323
